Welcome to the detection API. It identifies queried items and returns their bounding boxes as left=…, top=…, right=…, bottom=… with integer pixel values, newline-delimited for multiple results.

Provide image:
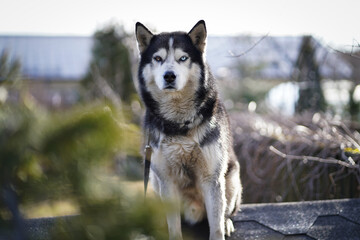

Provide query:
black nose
left=163, top=71, right=176, bottom=83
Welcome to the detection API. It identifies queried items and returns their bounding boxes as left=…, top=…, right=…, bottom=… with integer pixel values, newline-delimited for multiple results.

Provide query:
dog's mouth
left=164, top=86, right=176, bottom=90
left=163, top=83, right=177, bottom=91
left=163, top=87, right=177, bottom=92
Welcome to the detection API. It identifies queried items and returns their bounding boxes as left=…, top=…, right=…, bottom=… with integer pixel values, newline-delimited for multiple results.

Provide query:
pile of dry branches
left=231, top=111, right=360, bottom=203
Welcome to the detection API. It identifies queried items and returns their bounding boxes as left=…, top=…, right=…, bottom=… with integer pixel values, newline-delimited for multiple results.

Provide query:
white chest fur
left=152, top=135, right=207, bottom=189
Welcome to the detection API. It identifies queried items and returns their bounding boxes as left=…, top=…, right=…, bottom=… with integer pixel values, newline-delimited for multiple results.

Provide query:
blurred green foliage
left=82, top=23, right=137, bottom=104
left=294, top=36, right=326, bottom=113
left=0, top=99, right=169, bottom=239
left=0, top=49, right=21, bottom=83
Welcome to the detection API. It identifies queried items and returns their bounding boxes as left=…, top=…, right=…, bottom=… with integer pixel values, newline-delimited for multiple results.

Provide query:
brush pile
left=231, top=111, right=360, bottom=203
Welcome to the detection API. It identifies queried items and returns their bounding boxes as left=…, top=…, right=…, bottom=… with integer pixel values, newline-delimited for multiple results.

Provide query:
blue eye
left=179, top=56, right=188, bottom=62
left=153, top=56, right=163, bottom=62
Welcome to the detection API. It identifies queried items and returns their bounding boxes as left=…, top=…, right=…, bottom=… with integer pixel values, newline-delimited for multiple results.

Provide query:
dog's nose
left=163, top=71, right=176, bottom=83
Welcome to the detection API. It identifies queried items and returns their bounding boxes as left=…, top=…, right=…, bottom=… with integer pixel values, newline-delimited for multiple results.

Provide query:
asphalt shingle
left=308, top=215, right=360, bottom=240
left=232, top=198, right=360, bottom=239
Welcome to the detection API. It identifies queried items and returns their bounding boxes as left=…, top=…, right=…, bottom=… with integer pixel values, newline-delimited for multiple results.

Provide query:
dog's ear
left=188, top=20, right=207, bottom=52
left=136, top=22, right=154, bottom=53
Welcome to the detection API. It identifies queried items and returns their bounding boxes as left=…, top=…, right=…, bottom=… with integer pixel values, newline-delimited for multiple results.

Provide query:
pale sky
left=1, top=0, right=359, bottom=50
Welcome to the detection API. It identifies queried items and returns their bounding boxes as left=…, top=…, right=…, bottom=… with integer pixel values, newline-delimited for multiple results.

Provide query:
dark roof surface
left=229, top=198, right=360, bottom=240
left=2, top=198, right=360, bottom=240
left=182, top=198, right=360, bottom=240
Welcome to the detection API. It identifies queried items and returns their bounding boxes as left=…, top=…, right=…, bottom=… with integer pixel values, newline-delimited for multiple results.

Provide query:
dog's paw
left=225, top=218, right=235, bottom=237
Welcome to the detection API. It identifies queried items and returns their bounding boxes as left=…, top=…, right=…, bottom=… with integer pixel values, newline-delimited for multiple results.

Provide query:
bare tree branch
left=327, top=43, right=360, bottom=60
left=351, top=39, right=360, bottom=56
left=91, top=66, right=123, bottom=111
left=269, top=145, right=360, bottom=170
left=228, top=33, right=270, bottom=58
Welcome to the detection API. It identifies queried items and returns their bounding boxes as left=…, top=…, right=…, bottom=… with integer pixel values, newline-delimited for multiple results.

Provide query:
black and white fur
left=135, top=20, right=242, bottom=240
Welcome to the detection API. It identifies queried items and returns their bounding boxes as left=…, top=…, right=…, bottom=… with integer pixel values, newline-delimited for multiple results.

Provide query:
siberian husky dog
left=135, top=20, right=242, bottom=240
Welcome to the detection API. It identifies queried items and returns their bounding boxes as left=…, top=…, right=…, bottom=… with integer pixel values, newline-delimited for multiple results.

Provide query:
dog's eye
left=179, top=56, right=188, bottom=62
left=153, top=56, right=163, bottom=62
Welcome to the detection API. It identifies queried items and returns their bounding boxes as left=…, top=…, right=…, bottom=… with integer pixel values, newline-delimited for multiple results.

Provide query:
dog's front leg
left=159, top=180, right=182, bottom=240
left=202, top=178, right=226, bottom=240
left=200, top=144, right=227, bottom=240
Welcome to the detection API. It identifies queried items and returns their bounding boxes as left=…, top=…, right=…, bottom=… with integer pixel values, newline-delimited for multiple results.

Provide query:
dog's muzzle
left=163, top=71, right=176, bottom=89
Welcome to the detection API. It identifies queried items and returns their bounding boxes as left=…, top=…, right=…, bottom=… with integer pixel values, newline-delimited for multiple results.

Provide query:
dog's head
left=136, top=20, right=207, bottom=92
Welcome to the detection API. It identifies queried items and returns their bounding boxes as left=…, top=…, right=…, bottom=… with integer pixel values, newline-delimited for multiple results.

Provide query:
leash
left=144, top=130, right=152, bottom=197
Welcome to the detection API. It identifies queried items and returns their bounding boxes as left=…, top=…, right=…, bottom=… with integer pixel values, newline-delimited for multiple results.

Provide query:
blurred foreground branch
left=0, top=99, right=166, bottom=240
left=91, top=65, right=122, bottom=111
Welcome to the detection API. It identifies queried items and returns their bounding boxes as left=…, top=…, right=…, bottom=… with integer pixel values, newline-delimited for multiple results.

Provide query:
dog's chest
left=160, top=136, right=205, bottom=187
left=158, top=93, right=198, bottom=125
